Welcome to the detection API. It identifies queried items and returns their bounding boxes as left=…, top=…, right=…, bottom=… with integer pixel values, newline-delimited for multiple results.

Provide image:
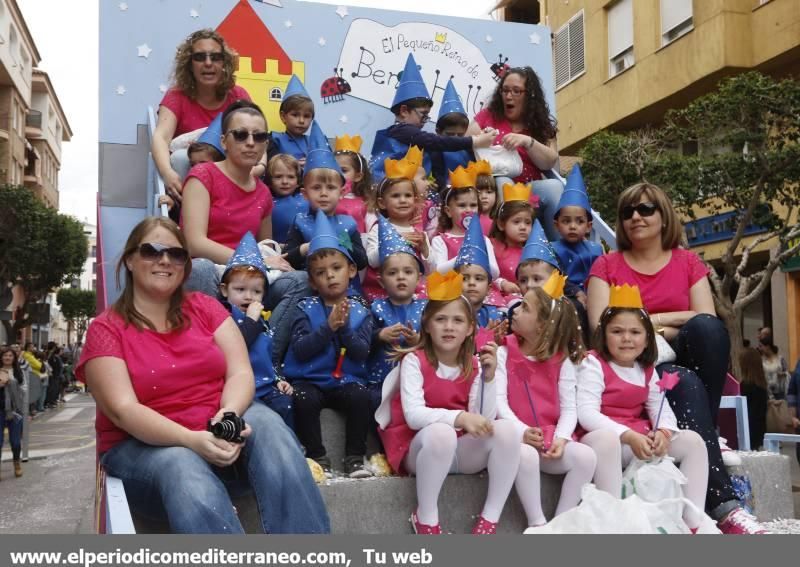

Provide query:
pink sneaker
left=717, top=508, right=769, bottom=534
left=410, top=511, right=441, bottom=535
left=471, top=516, right=498, bottom=535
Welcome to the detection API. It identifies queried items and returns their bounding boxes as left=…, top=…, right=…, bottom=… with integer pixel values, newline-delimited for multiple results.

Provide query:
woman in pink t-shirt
left=585, top=182, right=766, bottom=534
left=78, top=217, right=328, bottom=534
left=466, top=67, right=563, bottom=239
left=152, top=29, right=254, bottom=201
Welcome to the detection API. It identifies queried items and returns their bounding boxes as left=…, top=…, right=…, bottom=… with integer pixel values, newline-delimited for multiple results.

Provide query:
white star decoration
left=190, top=9, right=199, bottom=19
left=118, top=2, right=128, bottom=11
left=284, top=20, right=293, bottom=28
left=137, top=44, right=152, bottom=58
left=159, top=84, right=168, bottom=93
left=318, top=37, right=327, bottom=47
left=485, top=35, right=493, bottom=43
left=339, top=115, right=349, bottom=124
left=529, top=33, right=541, bottom=45
left=336, top=6, right=348, bottom=19
left=116, top=85, right=126, bottom=96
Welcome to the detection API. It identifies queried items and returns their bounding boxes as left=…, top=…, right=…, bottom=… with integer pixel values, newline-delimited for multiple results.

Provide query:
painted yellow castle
left=237, top=57, right=305, bottom=133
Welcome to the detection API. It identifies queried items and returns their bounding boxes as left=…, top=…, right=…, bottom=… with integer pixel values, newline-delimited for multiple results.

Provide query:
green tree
left=56, top=288, right=96, bottom=345
left=579, top=72, right=800, bottom=376
left=0, top=185, right=89, bottom=338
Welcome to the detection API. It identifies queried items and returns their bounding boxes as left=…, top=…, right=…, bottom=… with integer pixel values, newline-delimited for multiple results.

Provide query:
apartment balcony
left=25, top=109, right=42, bottom=138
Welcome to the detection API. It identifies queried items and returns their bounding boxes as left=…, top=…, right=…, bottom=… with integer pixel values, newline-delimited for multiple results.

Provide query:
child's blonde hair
left=489, top=200, right=536, bottom=244
left=303, top=167, right=344, bottom=187
left=267, top=154, right=302, bottom=195
left=519, top=288, right=585, bottom=364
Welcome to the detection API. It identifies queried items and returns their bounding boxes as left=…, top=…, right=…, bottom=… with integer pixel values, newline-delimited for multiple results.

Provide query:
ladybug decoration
left=320, top=68, right=351, bottom=104
left=490, top=54, right=510, bottom=82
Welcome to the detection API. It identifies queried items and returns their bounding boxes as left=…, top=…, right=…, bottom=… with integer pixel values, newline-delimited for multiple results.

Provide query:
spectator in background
left=761, top=343, right=788, bottom=400
left=45, top=343, right=63, bottom=409
left=737, top=348, right=768, bottom=450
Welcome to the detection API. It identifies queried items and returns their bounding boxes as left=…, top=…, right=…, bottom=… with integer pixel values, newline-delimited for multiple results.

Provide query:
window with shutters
left=660, top=0, right=693, bottom=46
left=554, top=10, right=585, bottom=90
left=607, top=0, right=634, bottom=78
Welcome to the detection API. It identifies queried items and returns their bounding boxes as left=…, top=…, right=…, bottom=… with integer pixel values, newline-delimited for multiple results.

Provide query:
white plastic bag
left=258, top=239, right=288, bottom=285
left=621, top=456, right=685, bottom=501
left=655, top=334, right=677, bottom=365
left=474, top=145, right=523, bottom=178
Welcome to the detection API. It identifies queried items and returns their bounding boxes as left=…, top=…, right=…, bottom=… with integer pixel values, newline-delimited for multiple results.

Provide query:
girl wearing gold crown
left=334, top=134, right=373, bottom=234
left=495, top=271, right=595, bottom=528
left=576, top=284, right=708, bottom=531
left=376, top=271, right=520, bottom=535
left=489, top=183, right=538, bottom=299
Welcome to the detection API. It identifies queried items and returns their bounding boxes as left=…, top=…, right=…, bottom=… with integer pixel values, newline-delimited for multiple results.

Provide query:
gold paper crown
left=404, top=145, right=423, bottom=166
left=384, top=157, right=418, bottom=180
left=334, top=134, right=362, bottom=154
left=541, top=270, right=567, bottom=300
left=435, top=32, right=447, bottom=43
left=427, top=270, right=464, bottom=301
left=502, top=183, right=531, bottom=203
left=608, top=284, right=644, bottom=309
left=469, top=160, right=492, bottom=178
left=449, top=165, right=477, bottom=189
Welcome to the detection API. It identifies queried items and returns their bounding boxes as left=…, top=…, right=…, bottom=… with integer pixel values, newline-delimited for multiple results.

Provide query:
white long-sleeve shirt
left=494, top=346, right=578, bottom=441
left=576, top=353, right=678, bottom=438
left=365, top=220, right=433, bottom=273
left=429, top=233, right=500, bottom=279
left=399, top=353, right=496, bottom=431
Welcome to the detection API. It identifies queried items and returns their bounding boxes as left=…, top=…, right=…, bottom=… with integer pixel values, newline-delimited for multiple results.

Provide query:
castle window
left=270, top=87, right=282, bottom=101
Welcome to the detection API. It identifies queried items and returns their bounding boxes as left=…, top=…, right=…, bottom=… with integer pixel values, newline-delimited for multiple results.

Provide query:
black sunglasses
left=138, top=242, right=189, bottom=264
left=191, top=51, right=224, bottom=63
left=621, top=202, right=658, bottom=220
left=226, top=129, right=270, bottom=144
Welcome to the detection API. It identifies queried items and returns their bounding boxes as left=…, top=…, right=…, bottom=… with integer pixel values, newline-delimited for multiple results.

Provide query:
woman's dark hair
left=486, top=67, right=557, bottom=142
left=114, top=217, right=192, bottom=332
left=220, top=99, right=266, bottom=133
left=739, top=348, right=767, bottom=389
left=593, top=307, right=657, bottom=368
left=0, top=346, right=24, bottom=385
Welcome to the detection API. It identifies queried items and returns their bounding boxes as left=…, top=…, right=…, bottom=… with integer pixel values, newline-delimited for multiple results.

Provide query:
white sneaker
left=719, top=437, right=742, bottom=467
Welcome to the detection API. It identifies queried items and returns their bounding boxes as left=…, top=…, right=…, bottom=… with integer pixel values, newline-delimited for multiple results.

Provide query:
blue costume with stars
left=552, top=239, right=603, bottom=292
left=272, top=193, right=309, bottom=244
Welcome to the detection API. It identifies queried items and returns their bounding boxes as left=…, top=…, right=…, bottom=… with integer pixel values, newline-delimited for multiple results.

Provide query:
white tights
left=515, top=441, right=597, bottom=527
left=581, top=429, right=709, bottom=527
left=403, top=420, right=521, bottom=525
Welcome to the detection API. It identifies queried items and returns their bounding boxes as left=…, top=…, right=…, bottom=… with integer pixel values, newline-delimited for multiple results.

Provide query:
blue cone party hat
left=196, top=113, right=225, bottom=157
left=520, top=219, right=560, bottom=269
left=305, top=122, right=344, bottom=178
left=454, top=213, right=492, bottom=280
left=284, top=74, right=310, bottom=100
left=437, top=79, right=466, bottom=122
left=222, top=231, right=268, bottom=283
left=378, top=215, right=425, bottom=274
left=392, top=53, right=431, bottom=108
left=307, top=209, right=354, bottom=263
left=554, top=164, right=591, bottom=217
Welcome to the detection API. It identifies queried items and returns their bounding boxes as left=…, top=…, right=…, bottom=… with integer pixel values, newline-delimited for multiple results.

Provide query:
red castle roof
left=217, top=0, right=293, bottom=75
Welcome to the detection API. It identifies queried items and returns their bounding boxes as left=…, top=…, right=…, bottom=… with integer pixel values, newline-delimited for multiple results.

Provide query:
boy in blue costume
left=218, top=232, right=293, bottom=427
left=516, top=218, right=561, bottom=295
left=283, top=210, right=374, bottom=479
left=454, top=214, right=502, bottom=328
left=430, top=79, right=475, bottom=191
left=369, top=53, right=495, bottom=183
left=270, top=75, right=313, bottom=165
left=367, top=215, right=428, bottom=411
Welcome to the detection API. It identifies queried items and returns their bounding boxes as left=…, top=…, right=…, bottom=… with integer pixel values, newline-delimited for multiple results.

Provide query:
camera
left=207, top=411, right=246, bottom=443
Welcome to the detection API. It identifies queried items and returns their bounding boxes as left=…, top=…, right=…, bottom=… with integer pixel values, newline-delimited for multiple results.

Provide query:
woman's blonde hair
left=391, top=299, right=476, bottom=378
left=172, top=29, right=238, bottom=101
left=520, top=288, right=585, bottom=364
left=616, top=182, right=683, bottom=251
left=114, top=217, right=192, bottom=332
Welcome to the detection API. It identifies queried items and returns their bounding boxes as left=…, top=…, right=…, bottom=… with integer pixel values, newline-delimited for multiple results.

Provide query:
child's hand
left=486, top=318, right=508, bottom=344
left=404, top=231, right=424, bottom=249
left=158, top=194, right=175, bottom=209
left=523, top=427, right=544, bottom=449
left=500, top=280, right=521, bottom=295
left=245, top=301, right=264, bottom=321
left=543, top=437, right=567, bottom=459
left=264, top=254, right=292, bottom=272
left=276, top=380, right=293, bottom=395
left=471, top=130, right=496, bottom=149
left=650, top=430, right=670, bottom=457
left=501, top=133, right=532, bottom=151
left=401, top=325, right=419, bottom=345
left=327, top=301, right=349, bottom=331
left=378, top=323, right=406, bottom=344
left=576, top=290, right=588, bottom=307
left=456, top=412, right=494, bottom=437
left=621, top=430, right=653, bottom=460
left=478, top=341, right=498, bottom=382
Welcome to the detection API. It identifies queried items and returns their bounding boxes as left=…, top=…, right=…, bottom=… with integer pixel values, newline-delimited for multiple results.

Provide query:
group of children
left=178, top=52, right=708, bottom=533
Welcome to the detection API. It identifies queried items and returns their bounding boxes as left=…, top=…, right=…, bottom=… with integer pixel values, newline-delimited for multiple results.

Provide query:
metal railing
left=146, top=106, right=169, bottom=218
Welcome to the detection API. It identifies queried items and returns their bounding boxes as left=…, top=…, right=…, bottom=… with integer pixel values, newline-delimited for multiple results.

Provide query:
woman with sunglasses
left=585, top=182, right=767, bottom=534
left=77, top=217, right=329, bottom=534
left=152, top=29, right=253, bottom=203
left=466, top=67, right=563, bottom=239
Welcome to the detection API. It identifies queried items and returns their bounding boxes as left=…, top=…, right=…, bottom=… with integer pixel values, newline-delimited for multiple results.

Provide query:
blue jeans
left=1, top=416, right=23, bottom=461
left=495, top=177, right=563, bottom=241
left=101, top=403, right=329, bottom=534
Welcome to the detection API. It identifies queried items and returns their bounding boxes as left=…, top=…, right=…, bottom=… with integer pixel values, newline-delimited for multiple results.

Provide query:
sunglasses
left=621, top=202, right=658, bottom=220
left=226, top=129, right=270, bottom=144
left=138, top=242, right=189, bottom=264
left=191, top=51, right=224, bottom=63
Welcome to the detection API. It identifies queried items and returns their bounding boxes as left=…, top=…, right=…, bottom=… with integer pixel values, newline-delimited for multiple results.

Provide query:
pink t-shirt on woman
left=182, top=162, right=273, bottom=250
left=474, top=108, right=543, bottom=184
left=159, top=85, right=251, bottom=136
left=76, top=293, right=231, bottom=453
left=588, top=249, right=710, bottom=314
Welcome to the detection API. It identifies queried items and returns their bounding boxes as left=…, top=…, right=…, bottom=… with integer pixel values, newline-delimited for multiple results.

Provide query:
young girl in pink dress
left=496, top=273, right=596, bottom=528
left=474, top=161, right=498, bottom=236
left=489, top=183, right=537, bottom=300
left=334, top=135, right=373, bottom=233
left=377, top=272, right=520, bottom=535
